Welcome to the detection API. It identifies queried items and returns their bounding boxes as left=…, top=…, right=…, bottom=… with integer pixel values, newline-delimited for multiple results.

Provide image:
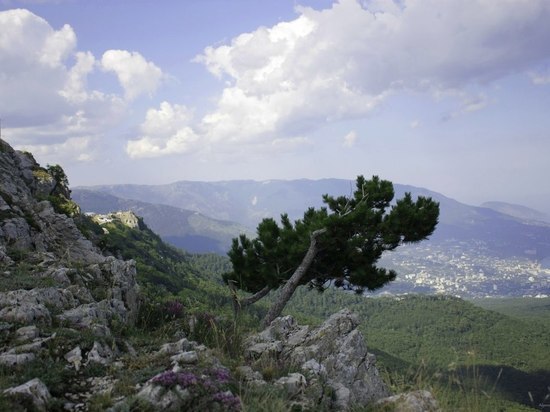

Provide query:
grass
left=368, top=352, right=544, bottom=412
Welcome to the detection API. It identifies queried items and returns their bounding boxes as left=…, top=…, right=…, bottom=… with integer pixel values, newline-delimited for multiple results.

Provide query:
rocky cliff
left=0, top=139, right=142, bottom=409
left=0, top=138, right=139, bottom=330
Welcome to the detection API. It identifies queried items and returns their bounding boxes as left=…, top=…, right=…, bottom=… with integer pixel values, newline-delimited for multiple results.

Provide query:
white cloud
left=126, top=102, right=199, bottom=158
left=271, top=136, right=312, bottom=151
left=410, top=120, right=421, bottom=129
left=60, top=51, right=96, bottom=103
left=530, top=68, right=550, bottom=85
left=20, top=136, right=98, bottom=164
left=343, top=130, right=358, bottom=147
left=101, top=50, right=164, bottom=100
left=0, top=9, right=75, bottom=127
left=439, top=91, right=489, bottom=120
left=193, top=0, right=550, bottom=145
left=0, top=8, right=162, bottom=161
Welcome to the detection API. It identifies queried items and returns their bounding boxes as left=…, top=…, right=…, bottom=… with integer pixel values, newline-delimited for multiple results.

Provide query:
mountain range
left=74, top=179, right=550, bottom=261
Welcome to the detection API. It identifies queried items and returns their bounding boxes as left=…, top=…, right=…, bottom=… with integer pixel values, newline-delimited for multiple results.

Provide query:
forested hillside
left=284, top=289, right=550, bottom=410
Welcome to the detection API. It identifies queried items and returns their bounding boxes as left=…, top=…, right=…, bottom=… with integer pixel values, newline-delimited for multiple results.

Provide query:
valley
left=74, top=178, right=550, bottom=299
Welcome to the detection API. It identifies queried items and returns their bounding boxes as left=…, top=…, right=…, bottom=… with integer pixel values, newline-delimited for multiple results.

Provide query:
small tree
left=224, top=175, right=440, bottom=327
left=46, top=164, right=70, bottom=197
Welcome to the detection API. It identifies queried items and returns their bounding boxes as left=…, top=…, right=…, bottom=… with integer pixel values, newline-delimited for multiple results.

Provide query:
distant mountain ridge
left=76, top=179, right=550, bottom=261
left=481, top=201, right=550, bottom=224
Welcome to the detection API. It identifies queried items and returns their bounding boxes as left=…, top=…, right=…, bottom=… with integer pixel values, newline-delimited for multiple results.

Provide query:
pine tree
left=224, top=175, right=440, bottom=327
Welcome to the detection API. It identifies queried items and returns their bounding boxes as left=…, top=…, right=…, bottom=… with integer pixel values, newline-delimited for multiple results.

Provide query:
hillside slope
left=73, top=189, right=250, bottom=254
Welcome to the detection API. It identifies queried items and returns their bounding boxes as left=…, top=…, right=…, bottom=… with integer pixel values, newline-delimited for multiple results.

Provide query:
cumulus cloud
left=343, top=130, right=358, bottom=147
left=21, top=136, right=99, bottom=163
left=0, top=9, right=75, bottom=127
left=193, top=0, right=550, bottom=144
left=0, top=8, right=163, bottom=161
left=126, top=102, right=199, bottom=158
left=101, top=50, right=164, bottom=100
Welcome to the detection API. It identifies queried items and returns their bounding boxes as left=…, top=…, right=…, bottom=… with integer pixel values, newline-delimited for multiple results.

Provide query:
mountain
left=481, top=201, right=550, bottom=224
left=75, top=178, right=550, bottom=298
left=72, top=189, right=251, bottom=254
left=77, top=179, right=550, bottom=261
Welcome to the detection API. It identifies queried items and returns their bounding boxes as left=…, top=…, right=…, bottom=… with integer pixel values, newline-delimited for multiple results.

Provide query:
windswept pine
left=224, top=175, right=440, bottom=326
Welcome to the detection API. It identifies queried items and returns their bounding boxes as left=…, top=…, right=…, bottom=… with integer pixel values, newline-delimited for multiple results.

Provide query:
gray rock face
left=3, top=378, right=52, bottom=411
left=0, top=138, right=140, bottom=328
left=245, top=309, right=390, bottom=410
left=0, top=139, right=147, bottom=409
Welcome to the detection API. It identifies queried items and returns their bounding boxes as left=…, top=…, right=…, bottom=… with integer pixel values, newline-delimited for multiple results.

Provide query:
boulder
left=376, top=390, right=441, bottom=412
left=275, top=373, right=307, bottom=397
left=86, top=341, right=115, bottom=365
left=0, top=352, right=35, bottom=366
left=15, top=325, right=39, bottom=341
left=245, top=309, right=390, bottom=410
left=3, top=378, right=51, bottom=411
left=65, top=346, right=83, bottom=371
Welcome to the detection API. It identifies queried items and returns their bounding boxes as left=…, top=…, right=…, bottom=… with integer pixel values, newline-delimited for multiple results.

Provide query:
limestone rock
left=171, top=350, right=198, bottom=365
left=16, top=325, right=39, bottom=341
left=245, top=309, right=390, bottom=410
left=86, top=341, right=115, bottom=365
left=65, top=346, right=83, bottom=371
left=275, top=373, right=307, bottom=397
left=3, top=378, right=51, bottom=411
left=0, top=352, right=35, bottom=366
left=57, top=299, right=128, bottom=335
left=0, top=302, right=51, bottom=325
left=135, top=381, right=191, bottom=411
left=376, top=390, right=441, bottom=412
left=158, top=338, right=194, bottom=355
left=0, top=287, right=78, bottom=325
left=236, top=366, right=266, bottom=386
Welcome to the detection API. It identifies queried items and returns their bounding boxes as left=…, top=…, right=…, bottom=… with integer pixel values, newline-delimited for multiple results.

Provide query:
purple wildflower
left=152, top=371, right=198, bottom=388
left=212, top=391, right=241, bottom=411
left=210, top=367, right=231, bottom=383
left=165, top=300, right=184, bottom=318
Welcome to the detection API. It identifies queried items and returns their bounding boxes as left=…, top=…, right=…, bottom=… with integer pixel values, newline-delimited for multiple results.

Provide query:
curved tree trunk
left=261, top=228, right=326, bottom=327
left=228, top=282, right=271, bottom=317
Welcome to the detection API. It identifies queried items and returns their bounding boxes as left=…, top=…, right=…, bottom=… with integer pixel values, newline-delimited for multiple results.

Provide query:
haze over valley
left=74, top=178, right=550, bottom=299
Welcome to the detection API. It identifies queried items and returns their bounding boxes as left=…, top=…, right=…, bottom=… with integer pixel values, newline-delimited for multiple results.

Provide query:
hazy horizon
left=1, top=0, right=550, bottom=213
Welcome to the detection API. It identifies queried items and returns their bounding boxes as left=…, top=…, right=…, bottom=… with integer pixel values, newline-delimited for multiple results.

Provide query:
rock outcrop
left=0, top=138, right=140, bottom=334
left=244, top=309, right=390, bottom=410
left=0, top=138, right=141, bottom=409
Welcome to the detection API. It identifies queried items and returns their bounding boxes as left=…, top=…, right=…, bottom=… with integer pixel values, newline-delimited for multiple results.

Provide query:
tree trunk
left=228, top=282, right=271, bottom=318
left=261, top=228, right=326, bottom=328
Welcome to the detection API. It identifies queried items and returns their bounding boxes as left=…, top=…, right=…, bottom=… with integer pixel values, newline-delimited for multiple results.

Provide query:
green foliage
left=0, top=264, right=56, bottom=291
left=471, top=297, right=550, bottom=326
left=99, top=219, right=194, bottom=294
left=225, top=175, right=439, bottom=296
left=284, top=288, right=550, bottom=410
left=74, top=213, right=104, bottom=241
left=46, top=164, right=69, bottom=191
left=47, top=194, right=80, bottom=217
left=238, top=384, right=293, bottom=412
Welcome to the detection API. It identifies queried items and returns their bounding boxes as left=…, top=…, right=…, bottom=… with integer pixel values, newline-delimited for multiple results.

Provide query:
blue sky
left=1, top=0, right=550, bottom=212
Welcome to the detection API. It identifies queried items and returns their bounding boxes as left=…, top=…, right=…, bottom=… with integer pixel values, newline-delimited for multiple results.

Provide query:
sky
left=1, top=0, right=550, bottom=213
